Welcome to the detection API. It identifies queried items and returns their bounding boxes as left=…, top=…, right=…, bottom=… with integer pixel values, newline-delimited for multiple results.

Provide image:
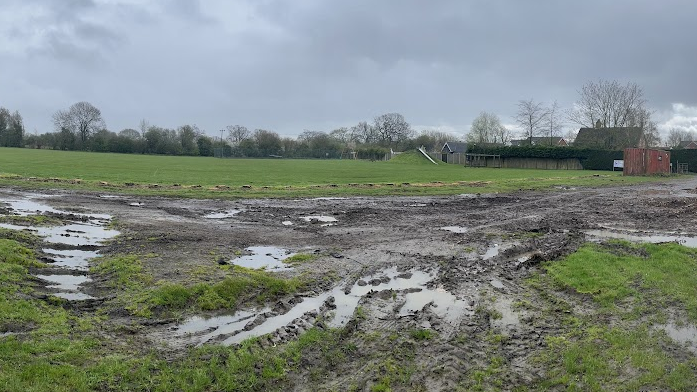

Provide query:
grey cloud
left=2, top=0, right=697, bottom=138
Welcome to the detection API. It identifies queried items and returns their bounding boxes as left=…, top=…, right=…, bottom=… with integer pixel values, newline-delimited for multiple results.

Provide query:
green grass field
left=0, top=147, right=666, bottom=198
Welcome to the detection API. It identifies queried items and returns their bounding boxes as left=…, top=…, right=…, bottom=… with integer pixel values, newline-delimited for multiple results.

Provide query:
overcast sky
left=2, top=0, right=696, bottom=140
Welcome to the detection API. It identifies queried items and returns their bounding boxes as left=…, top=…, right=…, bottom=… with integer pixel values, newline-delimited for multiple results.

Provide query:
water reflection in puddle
left=204, top=210, right=241, bottom=219
left=35, top=274, right=91, bottom=291
left=0, top=194, right=119, bottom=300
left=482, top=244, right=500, bottom=260
left=441, top=226, right=468, bottom=234
left=490, top=279, right=504, bottom=289
left=586, top=230, right=697, bottom=247
left=231, top=246, right=295, bottom=270
left=175, top=267, right=471, bottom=346
left=0, top=223, right=119, bottom=246
left=282, top=221, right=293, bottom=226
left=43, top=249, right=99, bottom=271
left=658, top=323, right=697, bottom=352
left=301, top=215, right=338, bottom=225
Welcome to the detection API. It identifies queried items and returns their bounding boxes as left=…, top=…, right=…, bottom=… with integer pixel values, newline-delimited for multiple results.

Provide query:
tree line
left=466, top=80, right=663, bottom=147
left=17, top=103, right=457, bottom=158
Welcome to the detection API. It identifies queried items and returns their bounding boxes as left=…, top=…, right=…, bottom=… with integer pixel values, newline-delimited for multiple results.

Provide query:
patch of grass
left=97, top=260, right=306, bottom=316
left=536, top=324, right=697, bottom=391
left=284, top=253, right=317, bottom=265
left=463, top=355, right=507, bottom=391
left=545, top=242, right=697, bottom=321
left=410, top=329, right=435, bottom=341
left=91, top=255, right=151, bottom=289
left=0, top=227, right=42, bottom=246
left=0, top=214, right=61, bottom=226
left=0, top=239, right=44, bottom=267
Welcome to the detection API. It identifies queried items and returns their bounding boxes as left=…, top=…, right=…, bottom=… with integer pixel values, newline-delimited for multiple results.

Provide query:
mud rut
left=2, top=177, right=697, bottom=390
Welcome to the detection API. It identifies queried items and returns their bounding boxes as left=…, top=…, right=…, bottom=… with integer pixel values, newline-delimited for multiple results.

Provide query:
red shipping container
left=623, top=148, right=670, bottom=175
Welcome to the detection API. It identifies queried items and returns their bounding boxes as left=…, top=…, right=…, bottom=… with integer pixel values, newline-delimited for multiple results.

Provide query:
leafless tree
left=515, top=99, right=548, bottom=142
left=373, top=112, right=413, bottom=147
left=139, top=119, right=151, bottom=137
left=350, top=121, right=374, bottom=144
left=625, top=107, right=661, bottom=147
left=666, top=128, right=696, bottom=147
left=568, top=80, right=646, bottom=128
left=226, top=125, right=250, bottom=145
left=52, top=101, right=106, bottom=148
left=466, top=111, right=509, bottom=144
left=546, top=100, right=564, bottom=145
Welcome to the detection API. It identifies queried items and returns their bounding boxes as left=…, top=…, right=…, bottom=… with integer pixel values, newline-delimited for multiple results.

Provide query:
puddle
left=282, top=221, right=293, bottom=226
left=99, top=195, right=122, bottom=199
left=586, top=230, right=697, bottom=248
left=301, top=216, right=338, bottom=224
left=43, top=249, right=99, bottom=271
left=482, top=244, right=500, bottom=260
left=408, top=203, right=427, bottom=207
left=231, top=246, right=295, bottom=270
left=658, top=323, right=697, bottom=352
left=204, top=209, right=241, bottom=219
left=491, top=298, right=521, bottom=327
left=129, top=202, right=144, bottom=207
left=35, top=274, right=90, bottom=291
left=311, top=197, right=349, bottom=201
left=54, top=292, right=95, bottom=300
left=0, top=194, right=119, bottom=300
left=490, top=279, right=505, bottom=289
left=441, top=226, right=468, bottom=234
left=172, top=267, right=471, bottom=346
left=0, top=223, right=119, bottom=246
left=2, top=199, right=64, bottom=216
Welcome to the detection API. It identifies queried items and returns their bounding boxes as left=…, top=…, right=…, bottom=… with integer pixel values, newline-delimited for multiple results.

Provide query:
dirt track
left=3, top=176, right=697, bottom=390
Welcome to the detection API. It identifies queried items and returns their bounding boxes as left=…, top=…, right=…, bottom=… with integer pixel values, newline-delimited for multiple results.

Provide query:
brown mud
left=2, top=177, right=697, bottom=390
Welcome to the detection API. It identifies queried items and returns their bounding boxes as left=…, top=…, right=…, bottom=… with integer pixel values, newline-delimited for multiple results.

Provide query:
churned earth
left=2, top=176, right=697, bottom=391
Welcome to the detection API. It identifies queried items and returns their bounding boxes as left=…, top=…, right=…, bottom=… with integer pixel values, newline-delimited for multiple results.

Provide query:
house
left=441, top=141, right=468, bottom=154
left=573, top=127, right=645, bottom=150
left=440, top=141, right=467, bottom=164
left=677, top=141, right=697, bottom=149
left=510, top=137, right=568, bottom=147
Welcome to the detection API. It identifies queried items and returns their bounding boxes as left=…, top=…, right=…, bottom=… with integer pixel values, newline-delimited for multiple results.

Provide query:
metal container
left=623, top=148, right=670, bottom=175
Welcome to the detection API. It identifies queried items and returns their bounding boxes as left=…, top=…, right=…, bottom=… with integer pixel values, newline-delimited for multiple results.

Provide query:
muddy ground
left=2, top=177, right=697, bottom=391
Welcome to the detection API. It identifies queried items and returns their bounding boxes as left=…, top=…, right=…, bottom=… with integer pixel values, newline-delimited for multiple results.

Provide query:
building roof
left=677, top=140, right=697, bottom=148
left=573, top=127, right=645, bottom=150
left=441, top=141, right=468, bottom=153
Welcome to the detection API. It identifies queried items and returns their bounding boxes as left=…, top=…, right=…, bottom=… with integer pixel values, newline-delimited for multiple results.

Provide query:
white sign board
left=613, top=160, right=624, bottom=169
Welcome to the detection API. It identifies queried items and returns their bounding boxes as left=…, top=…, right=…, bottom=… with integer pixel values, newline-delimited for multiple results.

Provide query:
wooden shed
left=623, top=148, right=670, bottom=176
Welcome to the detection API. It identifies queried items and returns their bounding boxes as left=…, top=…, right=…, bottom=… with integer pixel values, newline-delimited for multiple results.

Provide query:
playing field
left=0, top=147, right=661, bottom=197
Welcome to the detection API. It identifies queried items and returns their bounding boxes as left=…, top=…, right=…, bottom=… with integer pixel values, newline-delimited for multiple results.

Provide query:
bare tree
left=138, top=119, right=151, bottom=137
left=53, top=102, right=106, bottom=149
left=373, top=113, right=413, bottom=147
left=568, top=80, right=646, bottom=128
left=515, top=99, right=548, bottom=142
left=350, top=121, right=374, bottom=144
left=226, top=125, right=250, bottom=145
left=666, top=127, right=697, bottom=148
left=546, top=100, right=564, bottom=145
left=466, top=111, right=509, bottom=144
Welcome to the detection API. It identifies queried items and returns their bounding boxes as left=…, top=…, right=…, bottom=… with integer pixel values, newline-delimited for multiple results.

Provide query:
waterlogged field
left=1, top=154, right=697, bottom=390
left=0, top=147, right=664, bottom=198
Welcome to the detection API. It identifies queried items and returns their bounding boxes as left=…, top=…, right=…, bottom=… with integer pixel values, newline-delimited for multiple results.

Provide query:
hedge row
left=467, top=145, right=697, bottom=172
